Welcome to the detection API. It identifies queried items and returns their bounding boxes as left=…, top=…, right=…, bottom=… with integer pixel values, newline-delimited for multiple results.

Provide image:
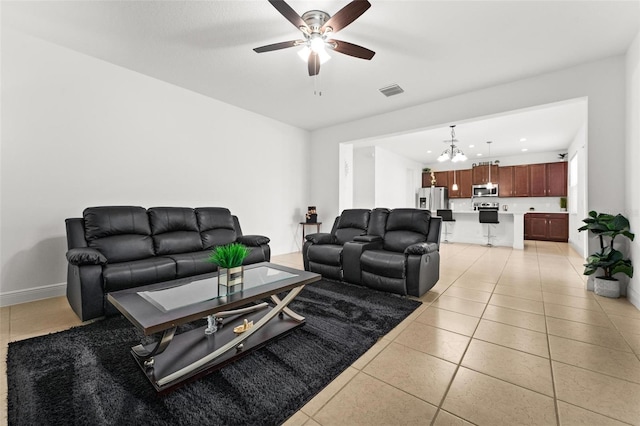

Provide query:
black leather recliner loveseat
left=303, top=208, right=441, bottom=297
left=65, top=206, right=270, bottom=321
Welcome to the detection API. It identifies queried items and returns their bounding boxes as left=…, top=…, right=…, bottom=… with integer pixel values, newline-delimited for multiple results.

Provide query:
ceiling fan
left=253, top=0, right=375, bottom=76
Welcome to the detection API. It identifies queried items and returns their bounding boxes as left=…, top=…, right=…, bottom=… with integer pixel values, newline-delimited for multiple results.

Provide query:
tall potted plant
left=578, top=211, right=634, bottom=298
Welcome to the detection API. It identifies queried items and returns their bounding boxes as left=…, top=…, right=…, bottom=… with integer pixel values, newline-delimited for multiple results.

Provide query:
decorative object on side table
left=578, top=210, right=634, bottom=298
left=209, top=243, right=249, bottom=287
left=306, top=206, right=317, bottom=223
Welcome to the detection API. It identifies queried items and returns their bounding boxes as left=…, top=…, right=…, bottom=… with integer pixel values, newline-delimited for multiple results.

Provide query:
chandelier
left=437, top=125, right=467, bottom=163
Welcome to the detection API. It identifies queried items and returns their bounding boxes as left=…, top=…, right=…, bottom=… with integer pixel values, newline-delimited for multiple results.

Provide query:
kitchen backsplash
left=450, top=197, right=565, bottom=213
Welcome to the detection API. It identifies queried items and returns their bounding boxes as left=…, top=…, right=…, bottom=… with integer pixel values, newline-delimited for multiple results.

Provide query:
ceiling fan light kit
left=254, top=0, right=375, bottom=76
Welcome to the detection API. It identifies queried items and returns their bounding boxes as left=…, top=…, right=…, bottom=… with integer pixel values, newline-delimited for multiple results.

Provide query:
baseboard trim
left=0, top=282, right=66, bottom=307
left=627, top=284, right=640, bottom=310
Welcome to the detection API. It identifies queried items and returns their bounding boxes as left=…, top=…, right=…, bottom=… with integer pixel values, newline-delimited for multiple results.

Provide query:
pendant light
left=452, top=169, right=458, bottom=191
left=486, top=141, right=493, bottom=189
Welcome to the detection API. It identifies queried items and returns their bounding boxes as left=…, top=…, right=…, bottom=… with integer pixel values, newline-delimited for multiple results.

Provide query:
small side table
left=299, top=222, right=322, bottom=246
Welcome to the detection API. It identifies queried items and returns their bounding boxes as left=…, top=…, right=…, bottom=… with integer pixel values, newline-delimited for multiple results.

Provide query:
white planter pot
left=594, top=276, right=620, bottom=298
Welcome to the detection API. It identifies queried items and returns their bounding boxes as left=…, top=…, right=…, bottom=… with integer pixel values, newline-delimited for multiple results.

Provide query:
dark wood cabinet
left=529, top=163, right=547, bottom=196
left=498, top=166, right=514, bottom=197
left=547, top=162, right=568, bottom=196
left=434, top=171, right=448, bottom=188
left=513, top=165, right=530, bottom=196
left=472, top=164, right=499, bottom=185
left=458, top=169, right=472, bottom=198
left=447, top=169, right=471, bottom=198
left=524, top=213, right=568, bottom=242
left=527, top=162, right=568, bottom=197
left=422, top=172, right=431, bottom=188
left=422, top=171, right=448, bottom=188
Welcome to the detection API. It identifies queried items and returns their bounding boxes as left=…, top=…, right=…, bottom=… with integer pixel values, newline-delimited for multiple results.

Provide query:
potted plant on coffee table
left=209, top=243, right=249, bottom=287
left=578, top=211, right=634, bottom=298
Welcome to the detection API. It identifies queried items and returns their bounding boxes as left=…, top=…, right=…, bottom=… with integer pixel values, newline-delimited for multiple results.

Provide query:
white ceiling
left=3, top=0, right=639, bottom=135
left=362, top=98, right=587, bottom=164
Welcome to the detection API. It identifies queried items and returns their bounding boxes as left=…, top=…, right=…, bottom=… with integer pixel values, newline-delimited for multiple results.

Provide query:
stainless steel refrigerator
left=417, top=187, right=449, bottom=211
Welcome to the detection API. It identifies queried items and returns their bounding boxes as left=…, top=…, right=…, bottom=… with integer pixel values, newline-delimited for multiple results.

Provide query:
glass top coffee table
left=107, top=262, right=321, bottom=393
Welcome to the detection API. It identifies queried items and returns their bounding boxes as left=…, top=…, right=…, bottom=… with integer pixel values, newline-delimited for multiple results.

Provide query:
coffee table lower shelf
left=132, top=307, right=304, bottom=394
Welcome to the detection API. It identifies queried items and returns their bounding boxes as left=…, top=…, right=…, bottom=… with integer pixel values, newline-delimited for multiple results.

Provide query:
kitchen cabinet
left=498, top=166, right=514, bottom=197
left=458, top=169, right=472, bottom=198
left=547, top=162, right=568, bottom=196
left=513, top=165, right=530, bottom=196
left=422, top=171, right=448, bottom=187
left=524, top=213, right=568, bottom=242
left=528, top=162, right=568, bottom=197
left=472, top=164, right=499, bottom=185
left=529, top=164, right=547, bottom=196
left=434, top=171, right=448, bottom=188
left=447, top=170, right=469, bottom=198
left=421, top=172, right=431, bottom=188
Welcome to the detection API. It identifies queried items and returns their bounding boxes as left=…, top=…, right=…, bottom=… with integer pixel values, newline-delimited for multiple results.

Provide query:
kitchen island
left=437, top=211, right=522, bottom=249
left=436, top=210, right=568, bottom=249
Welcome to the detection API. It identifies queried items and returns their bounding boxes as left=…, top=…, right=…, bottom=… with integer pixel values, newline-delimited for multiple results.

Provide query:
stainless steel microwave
left=472, top=184, right=499, bottom=197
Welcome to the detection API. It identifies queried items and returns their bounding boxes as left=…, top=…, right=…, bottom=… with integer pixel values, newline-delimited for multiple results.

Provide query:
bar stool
left=479, top=210, right=499, bottom=247
left=436, top=209, right=455, bottom=243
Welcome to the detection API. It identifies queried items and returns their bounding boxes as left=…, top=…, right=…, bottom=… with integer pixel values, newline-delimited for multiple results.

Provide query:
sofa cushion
left=386, top=209, right=431, bottom=234
left=149, top=207, right=203, bottom=255
left=89, top=234, right=155, bottom=263
left=162, top=251, right=217, bottom=278
left=334, top=209, right=370, bottom=245
left=360, top=250, right=405, bottom=279
left=307, top=244, right=343, bottom=266
left=103, top=257, right=176, bottom=293
left=195, top=208, right=238, bottom=249
left=383, top=209, right=431, bottom=252
left=83, top=206, right=155, bottom=262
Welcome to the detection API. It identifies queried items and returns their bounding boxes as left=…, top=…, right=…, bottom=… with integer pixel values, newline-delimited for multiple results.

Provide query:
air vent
left=379, top=84, right=404, bottom=97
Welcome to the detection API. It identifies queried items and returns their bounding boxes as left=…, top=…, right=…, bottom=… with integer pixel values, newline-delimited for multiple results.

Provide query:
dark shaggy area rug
left=7, top=279, right=421, bottom=426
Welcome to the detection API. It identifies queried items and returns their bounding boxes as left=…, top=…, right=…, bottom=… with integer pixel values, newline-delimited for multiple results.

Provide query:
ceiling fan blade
left=330, top=39, right=375, bottom=60
left=308, top=52, right=320, bottom=76
left=253, top=40, right=303, bottom=53
left=321, top=0, right=371, bottom=34
left=268, top=0, right=308, bottom=30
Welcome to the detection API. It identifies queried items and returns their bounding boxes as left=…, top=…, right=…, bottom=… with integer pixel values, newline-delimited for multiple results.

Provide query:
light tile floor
left=2, top=241, right=640, bottom=425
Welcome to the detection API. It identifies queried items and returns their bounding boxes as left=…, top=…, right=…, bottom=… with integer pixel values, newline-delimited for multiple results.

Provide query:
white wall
left=352, top=146, right=375, bottom=208
left=310, top=55, right=627, bottom=268
left=626, top=31, right=640, bottom=308
left=374, top=147, right=422, bottom=209
left=0, top=30, right=310, bottom=305
left=567, top=122, right=588, bottom=258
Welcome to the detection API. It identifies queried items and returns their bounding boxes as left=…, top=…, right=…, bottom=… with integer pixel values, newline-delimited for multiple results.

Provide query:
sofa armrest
left=236, top=235, right=270, bottom=246
left=404, top=242, right=439, bottom=255
left=305, top=233, right=335, bottom=244
left=66, top=248, right=108, bottom=266
left=353, top=235, right=383, bottom=243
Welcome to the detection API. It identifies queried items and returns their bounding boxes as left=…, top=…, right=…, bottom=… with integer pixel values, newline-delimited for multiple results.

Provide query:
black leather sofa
left=65, top=206, right=270, bottom=321
left=303, top=208, right=441, bottom=297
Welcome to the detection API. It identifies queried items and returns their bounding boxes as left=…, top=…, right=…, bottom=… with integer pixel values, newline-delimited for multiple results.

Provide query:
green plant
left=578, top=211, right=634, bottom=279
left=208, top=243, right=249, bottom=269
left=560, top=197, right=567, bottom=209
left=422, top=167, right=431, bottom=173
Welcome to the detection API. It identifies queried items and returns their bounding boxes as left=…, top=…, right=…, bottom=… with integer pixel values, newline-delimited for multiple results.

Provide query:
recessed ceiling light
left=520, top=138, right=527, bottom=142
left=469, top=145, right=475, bottom=148
left=477, top=153, right=483, bottom=156
left=427, top=150, right=432, bottom=153
left=522, top=148, right=528, bottom=152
